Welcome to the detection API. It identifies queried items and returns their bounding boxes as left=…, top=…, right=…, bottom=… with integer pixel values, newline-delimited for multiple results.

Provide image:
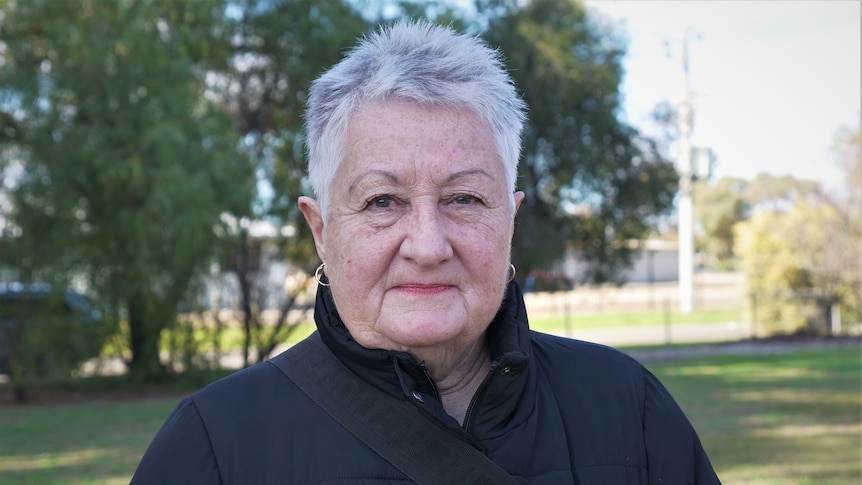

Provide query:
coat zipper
left=420, top=362, right=443, bottom=404
left=461, top=363, right=498, bottom=430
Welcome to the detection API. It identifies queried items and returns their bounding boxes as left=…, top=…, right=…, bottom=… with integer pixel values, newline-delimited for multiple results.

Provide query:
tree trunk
left=236, top=231, right=254, bottom=368
left=126, top=295, right=167, bottom=382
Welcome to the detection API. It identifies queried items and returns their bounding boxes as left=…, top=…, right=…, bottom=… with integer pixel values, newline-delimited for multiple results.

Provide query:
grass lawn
left=0, top=344, right=858, bottom=484
left=0, top=396, right=179, bottom=485
left=646, top=346, right=862, bottom=484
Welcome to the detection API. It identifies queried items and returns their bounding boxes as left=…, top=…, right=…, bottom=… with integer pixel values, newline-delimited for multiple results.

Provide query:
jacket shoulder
left=530, top=331, right=646, bottom=380
left=193, top=358, right=293, bottom=406
left=528, top=331, right=721, bottom=484
left=528, top=331, right=648, bottom=434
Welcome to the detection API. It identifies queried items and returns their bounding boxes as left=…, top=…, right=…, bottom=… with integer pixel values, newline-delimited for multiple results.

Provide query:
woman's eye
left=454, top=194, right=478, bottom=205
left=367, top=196, right=393, bottom=209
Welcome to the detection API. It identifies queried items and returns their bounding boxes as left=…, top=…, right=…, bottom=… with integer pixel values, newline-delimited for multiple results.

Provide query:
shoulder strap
left=269, top=335, right=520, bottom=485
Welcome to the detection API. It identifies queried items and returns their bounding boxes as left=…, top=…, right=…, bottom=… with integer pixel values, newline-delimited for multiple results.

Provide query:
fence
left=523, top=271, right=745, bottom=316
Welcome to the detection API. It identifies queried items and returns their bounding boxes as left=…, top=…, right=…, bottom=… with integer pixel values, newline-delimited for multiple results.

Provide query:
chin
left=368, top=313, right=450, bottom=343
left=383, top=315, right=486, bottom=352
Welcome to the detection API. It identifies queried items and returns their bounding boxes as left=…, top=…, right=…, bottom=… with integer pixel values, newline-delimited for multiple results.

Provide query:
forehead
left=340, top=99, right=503, bottom=182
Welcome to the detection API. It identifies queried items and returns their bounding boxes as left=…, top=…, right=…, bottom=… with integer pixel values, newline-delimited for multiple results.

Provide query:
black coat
left=131, top=283, right=720, bottom=484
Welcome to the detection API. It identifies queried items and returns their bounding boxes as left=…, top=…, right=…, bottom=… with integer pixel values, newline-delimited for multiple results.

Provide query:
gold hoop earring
left=314, top=263, right=330, bottom=287
left=507, top=263, right=516, bottom=283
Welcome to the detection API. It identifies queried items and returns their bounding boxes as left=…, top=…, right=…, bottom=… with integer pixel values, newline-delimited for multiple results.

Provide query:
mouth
left=392, top=284, right=454, bottom=296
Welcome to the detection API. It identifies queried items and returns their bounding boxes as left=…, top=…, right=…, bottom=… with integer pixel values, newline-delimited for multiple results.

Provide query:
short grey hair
left=304, top=20, right=527, bottom=220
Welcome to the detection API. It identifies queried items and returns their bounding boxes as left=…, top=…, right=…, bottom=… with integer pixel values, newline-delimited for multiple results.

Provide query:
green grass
left=1, top=345, right=858, bottom=484
left=647, top=346, right=862, bottom=484
left=529, top=307, right=742, bottom=333
left=0, top=397, right=180, bottom=485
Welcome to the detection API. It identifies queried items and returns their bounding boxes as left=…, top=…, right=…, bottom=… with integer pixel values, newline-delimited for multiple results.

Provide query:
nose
left=398, top=200, right=454, bottom=267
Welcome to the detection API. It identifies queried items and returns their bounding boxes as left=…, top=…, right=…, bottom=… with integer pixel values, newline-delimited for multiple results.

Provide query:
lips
left=392, top=284, right=453, bottom=296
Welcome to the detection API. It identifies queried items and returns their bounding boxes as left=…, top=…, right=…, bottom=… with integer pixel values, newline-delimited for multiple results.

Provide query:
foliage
left=692, top=176, right=748, bottom=269
left=693, top=173, right=822, bottom=271
left=478, top=0, right=679, bottom=284
left=207, top=0, right=368, bottom=365
left=831, top=123, right=862, bottom=215
left=0, top=0, right=255, bottom=381
left=735, top=198, right=861, bottom=335
left=745, top=173, right=820, bottom=212
left=731, top=123, right=861, bottom=336
left=0, top=287, right=109, bottom=402
left=0, top=0, right=711, bottom=378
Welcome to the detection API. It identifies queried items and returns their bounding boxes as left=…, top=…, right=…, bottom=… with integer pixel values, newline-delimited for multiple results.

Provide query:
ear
left=298, top=196, right=326, bottom=262
left=513, top=191, right=525, bottom=216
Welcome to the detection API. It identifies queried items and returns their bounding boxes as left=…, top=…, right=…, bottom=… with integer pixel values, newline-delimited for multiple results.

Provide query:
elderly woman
left=132, top=21, right=720, bottom=484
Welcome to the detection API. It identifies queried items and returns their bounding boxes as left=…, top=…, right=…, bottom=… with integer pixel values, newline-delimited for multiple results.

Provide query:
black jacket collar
left=313, top=281, right=533, bottom=434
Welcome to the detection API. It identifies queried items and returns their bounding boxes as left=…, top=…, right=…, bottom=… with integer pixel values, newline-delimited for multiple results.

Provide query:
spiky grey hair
left=304, top=20, right=527, bottom=220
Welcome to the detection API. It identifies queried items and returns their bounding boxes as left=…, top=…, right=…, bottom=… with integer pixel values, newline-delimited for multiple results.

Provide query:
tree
left=479, top=0, right=678, bottom=284
left=736, top=198, right=860, bottom=335
left=205, top=0, right=369, bottom=366
left=692, top=176, right=749, bottom=269
left=828, top=122, right=862, bottom=329
left=831, top=123, right=862, bottom=222
left=733, top=141, right=862, bottom=336
left=745, top=173, right=819, bottom=212
left=0, top=0, right=254, bottom=381
left=692, top=173, right=822, bottom=271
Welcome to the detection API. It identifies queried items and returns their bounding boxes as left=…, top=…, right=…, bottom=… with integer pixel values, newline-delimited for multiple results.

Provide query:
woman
left=132, top=21, right=720, bottom=484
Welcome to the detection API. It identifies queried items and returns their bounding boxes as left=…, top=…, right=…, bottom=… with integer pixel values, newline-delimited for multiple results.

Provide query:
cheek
left=326, top=225, right=391, bottom=282
left=459, top=224, right=513, bottom=278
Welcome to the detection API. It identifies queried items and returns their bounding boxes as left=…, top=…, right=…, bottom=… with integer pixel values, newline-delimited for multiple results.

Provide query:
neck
left=414, top=338, right=491, bottom=425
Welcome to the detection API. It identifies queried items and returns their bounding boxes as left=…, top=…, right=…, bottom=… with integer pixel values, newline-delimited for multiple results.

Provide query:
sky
left=582, top=0, right=861, bottom=193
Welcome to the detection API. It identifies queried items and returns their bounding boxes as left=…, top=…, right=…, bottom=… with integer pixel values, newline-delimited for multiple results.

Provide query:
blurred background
left=0, top=1, right=859, bottom=483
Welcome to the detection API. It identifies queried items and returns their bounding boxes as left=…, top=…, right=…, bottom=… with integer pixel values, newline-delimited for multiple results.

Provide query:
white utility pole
left=677, top=28, right=695, bottom=315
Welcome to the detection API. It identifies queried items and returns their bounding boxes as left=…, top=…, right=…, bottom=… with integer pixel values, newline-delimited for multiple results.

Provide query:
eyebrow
left=348, top=170, right=400, bottom=195
left=349, top=168, right=496, bottom=194
left=445, top=169, right=495, bottom=183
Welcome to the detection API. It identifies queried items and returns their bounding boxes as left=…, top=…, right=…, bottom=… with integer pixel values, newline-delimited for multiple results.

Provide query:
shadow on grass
left=0, top=447, right=133, bottom=485
left=0, top=396, right=182, bottom=485
left=647, top=346, right=862, bottom=484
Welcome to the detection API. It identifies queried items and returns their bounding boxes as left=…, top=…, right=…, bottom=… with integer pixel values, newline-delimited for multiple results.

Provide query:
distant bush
left=735, top=200, right=861, bottom=336
left=0, top=283, right=112, bottom=400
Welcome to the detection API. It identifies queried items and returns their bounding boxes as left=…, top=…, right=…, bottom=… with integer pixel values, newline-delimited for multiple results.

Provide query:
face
left=300, top=100, right=523, bottom=354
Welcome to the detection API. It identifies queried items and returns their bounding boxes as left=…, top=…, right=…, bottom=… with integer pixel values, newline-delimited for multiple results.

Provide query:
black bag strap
left=269, top=334, right=520, bottom=485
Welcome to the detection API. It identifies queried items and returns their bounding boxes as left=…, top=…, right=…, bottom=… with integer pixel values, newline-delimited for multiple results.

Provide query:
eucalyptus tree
left=479, top=0, right=678, bottom=284
left=0, top=0, right=254, bottom=381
